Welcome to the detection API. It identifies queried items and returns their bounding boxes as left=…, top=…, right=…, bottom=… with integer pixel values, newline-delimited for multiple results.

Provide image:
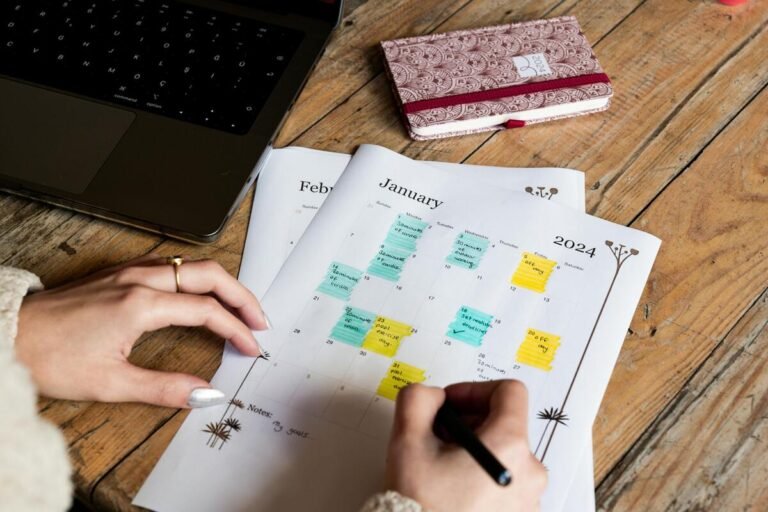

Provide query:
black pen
left=435, top=401, right=512, bottom=487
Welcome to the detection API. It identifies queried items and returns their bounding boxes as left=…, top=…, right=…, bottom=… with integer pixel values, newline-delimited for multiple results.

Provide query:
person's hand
left=14, top=255, right=269, bottom=408
left=386, top=380, right=547, bottom=511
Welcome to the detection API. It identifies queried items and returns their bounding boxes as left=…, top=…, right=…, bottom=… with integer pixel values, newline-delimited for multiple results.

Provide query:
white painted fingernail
left=187, top=388, right=226, bottom=408
left=263, top=311, right=273, bottom=330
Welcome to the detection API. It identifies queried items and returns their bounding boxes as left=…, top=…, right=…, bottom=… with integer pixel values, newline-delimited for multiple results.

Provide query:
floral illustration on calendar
left=534, top=240, right=639, bottom=461
left=203, top=399, right=245, bottom=449
left=525, top=186, right=559, bottom=200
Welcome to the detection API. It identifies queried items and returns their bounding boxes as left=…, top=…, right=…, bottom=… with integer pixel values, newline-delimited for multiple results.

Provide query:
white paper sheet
left=235, top=147, right=597, bottom=510
left=136, top=145, right=658, bottom=512
left=236, top=147, right=597, bottom=510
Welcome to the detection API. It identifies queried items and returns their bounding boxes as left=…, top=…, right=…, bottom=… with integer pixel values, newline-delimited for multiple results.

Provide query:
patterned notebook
left=381, top=16, right=613, bottom=140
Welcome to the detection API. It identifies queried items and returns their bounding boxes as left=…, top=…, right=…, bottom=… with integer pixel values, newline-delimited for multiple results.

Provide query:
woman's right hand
left=386, top=380, right=547, bottom=511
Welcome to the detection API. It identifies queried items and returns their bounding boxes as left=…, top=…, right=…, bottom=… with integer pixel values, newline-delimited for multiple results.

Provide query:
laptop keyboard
left=0, top=0, right=303, bottom=134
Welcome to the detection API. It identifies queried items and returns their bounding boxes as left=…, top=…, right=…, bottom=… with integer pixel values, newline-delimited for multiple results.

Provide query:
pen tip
left=498, top=470, right=512, bottom=487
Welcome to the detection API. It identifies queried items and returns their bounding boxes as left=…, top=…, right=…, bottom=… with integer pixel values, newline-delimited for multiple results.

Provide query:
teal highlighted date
left=330, top=306, right=377, bottom=347
left=446, top=306, right=494, bottom=347
left=368, top=214, right=429, bottom=281
left=446, top=232, right=490, bottom=270
left=317, top=262, right=364, bottom=300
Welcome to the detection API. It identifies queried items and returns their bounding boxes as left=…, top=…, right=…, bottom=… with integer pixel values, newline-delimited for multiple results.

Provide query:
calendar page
left=236, top=147, right=585, bottom=304
left=234, top=146, right=596, bottom=510
left=135, top=145, right=659, bottom=512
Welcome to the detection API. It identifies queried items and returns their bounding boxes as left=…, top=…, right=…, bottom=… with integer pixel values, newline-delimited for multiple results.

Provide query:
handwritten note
left=368, top=214, right=428, bottom=281
left=446, top=306, right=494, bottom=346
left=329, top=307, right=378, bottom=347
left=511, top=252, right=557, bottom=293
left=317, top=261, right=364, bottom=300
left=361, top=317, right=413, bottom=357
left=446, top=231, right=490, bottom=269
left=376, top=361, right=427, bottom=400
left=516, top=328, right=562, bottom=371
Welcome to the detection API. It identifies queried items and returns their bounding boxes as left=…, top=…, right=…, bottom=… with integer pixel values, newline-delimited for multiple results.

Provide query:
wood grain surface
left=1, top=0, right=766, bottom=510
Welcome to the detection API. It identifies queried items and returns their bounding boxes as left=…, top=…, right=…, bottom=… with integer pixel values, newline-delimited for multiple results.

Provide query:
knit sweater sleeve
left=359, top=491, right=425, bottom=512
left=0, top=266, right=72, bottom=512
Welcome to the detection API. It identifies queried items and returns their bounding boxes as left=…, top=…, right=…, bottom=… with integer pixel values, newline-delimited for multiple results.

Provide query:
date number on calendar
left=553, top=235, right=596, bottom=258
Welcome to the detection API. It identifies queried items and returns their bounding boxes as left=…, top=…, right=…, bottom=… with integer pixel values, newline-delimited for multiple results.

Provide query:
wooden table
left=2, top=0, right=766, bottom=510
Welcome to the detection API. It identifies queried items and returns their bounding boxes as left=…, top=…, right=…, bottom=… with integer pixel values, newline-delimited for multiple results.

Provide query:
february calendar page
left=135, top=145, right=660, bottom=512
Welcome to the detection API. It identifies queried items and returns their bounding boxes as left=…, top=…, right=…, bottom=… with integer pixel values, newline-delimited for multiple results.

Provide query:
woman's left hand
left=14, top=255, right=269, bottom=408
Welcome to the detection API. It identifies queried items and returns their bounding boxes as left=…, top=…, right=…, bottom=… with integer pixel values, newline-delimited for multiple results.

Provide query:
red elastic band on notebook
left=504, top=120, right=526, bottom=129
left=402, top=73, right=611, bottom=114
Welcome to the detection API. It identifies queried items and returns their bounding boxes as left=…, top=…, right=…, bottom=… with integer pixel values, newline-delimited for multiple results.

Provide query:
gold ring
left=167, top=256, right=183, bottom=292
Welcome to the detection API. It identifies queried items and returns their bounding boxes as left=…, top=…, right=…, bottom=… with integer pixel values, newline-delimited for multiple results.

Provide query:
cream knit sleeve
left=0, top=266, right=72, bottom=512
left=359, top=491, right=425, bottom=512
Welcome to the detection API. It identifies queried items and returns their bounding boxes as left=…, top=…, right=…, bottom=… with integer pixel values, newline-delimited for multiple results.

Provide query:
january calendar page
left=233, top=146, right=596, bottom=511
left=135, top=145, right=660, bottom=512
left=236, top=147, right=584, bottom=302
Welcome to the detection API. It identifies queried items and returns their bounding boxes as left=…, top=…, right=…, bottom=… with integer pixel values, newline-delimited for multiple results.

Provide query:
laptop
left=0, top=0, right=343, bottom=243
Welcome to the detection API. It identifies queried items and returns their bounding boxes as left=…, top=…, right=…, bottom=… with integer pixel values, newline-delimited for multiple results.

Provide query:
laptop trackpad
left=0, top=79, right=135, bottom=194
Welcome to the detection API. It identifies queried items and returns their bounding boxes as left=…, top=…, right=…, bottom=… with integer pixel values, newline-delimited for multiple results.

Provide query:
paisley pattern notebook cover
left=381, top=16, right=613, bottom=140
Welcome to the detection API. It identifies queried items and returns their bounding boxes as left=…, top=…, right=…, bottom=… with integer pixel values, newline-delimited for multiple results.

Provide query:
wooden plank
left=590, top=23, right=768, bottom=223
left=93, top=414, right=188, bottom=511
left=0, top=206, right=75, bottom=266
left=463, top=3, right=768, bottom=223
left=275, top=0, right=474, bottom=146
left=593, top=84, right=768, bottom=481
left=2, top=215, right=159, bottom=287
left=0, top=197, right=49, bottom=238
left=596, top=289, right=768, bottom=510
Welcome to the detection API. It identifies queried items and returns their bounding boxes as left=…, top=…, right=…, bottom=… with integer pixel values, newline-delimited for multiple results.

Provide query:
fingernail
left=253, top=338, right=269, bottom=359
left=263, top=311, right=273, bottom=330
left=187, top=387, right=226, bottom=408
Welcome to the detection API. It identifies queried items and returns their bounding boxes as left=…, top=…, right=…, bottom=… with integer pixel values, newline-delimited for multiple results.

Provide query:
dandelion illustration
left=534, top=407, right=569, bottom=457
left=211, top=417, right=244, bottom=450
left=202, top=347, right=270, bottom=449
left=224, top=398, right=244, bottom=424
left=537, top=241, right=639, bottom=462
left=203, top=402, right=247, bottom=449
left=605, top=240, right=639, bottom=267
left=224, top=417, right=242, bottom=432
left=525, top=186, right=559, bottom=200
left=203, top=421, right=226, bottom=437
left=202, top=421, right=231, bottom=448
left=537, top=407, right=569, bottom=425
